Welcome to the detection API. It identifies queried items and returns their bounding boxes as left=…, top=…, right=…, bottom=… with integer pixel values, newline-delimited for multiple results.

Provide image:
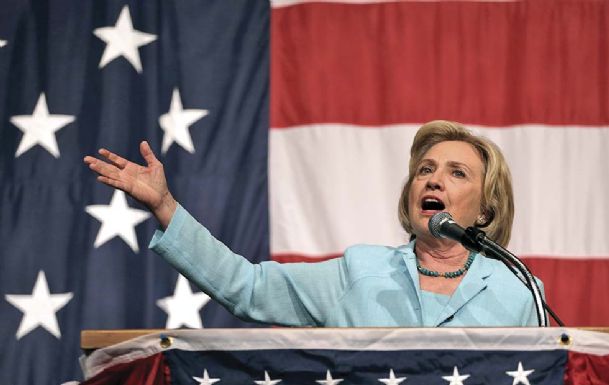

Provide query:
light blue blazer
left=150, top=205, right=544, bottom=327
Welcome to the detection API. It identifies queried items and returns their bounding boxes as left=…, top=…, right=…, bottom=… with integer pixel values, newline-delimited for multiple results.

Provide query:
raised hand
left=84, top=141, right=177, bottom=228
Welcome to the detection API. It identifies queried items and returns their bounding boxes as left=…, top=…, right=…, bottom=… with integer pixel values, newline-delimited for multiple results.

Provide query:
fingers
left=84, top=154, right=121, bottom=180
left=140, top=141, right=159, bottom=167
left=98, top=148, right=129, bottom=169
left=84, top=142, right=156, bottom=185
left=83, top=155, right=97, bottom=166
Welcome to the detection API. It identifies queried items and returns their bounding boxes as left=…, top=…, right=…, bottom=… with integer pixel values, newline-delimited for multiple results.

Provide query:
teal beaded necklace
left=416, top=253, right=475, bottom=278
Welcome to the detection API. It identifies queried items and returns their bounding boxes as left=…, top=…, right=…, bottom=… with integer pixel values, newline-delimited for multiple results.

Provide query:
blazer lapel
left=398, top=243, right=424, bottom=323
left=433, top=254, right=494, bottom=326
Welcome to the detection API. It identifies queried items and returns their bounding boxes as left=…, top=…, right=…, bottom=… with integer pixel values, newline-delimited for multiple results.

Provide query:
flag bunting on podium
left=80, top=329, right=609, bottom=385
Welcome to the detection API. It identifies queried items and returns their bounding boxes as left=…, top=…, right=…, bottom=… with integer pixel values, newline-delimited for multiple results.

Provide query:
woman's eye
left=419, top=166, right=432, bottom=175
left=453, top=169, right=466, bottom=178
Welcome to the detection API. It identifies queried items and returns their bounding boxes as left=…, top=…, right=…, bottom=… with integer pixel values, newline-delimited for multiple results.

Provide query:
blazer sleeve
left=149, top=204, right=348, bottom=326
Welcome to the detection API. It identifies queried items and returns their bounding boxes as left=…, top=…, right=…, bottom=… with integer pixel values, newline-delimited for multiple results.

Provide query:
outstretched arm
left=150, top=206, right=348, bottom=326
left=86, top=142, right=347, bottom=326
left=84, top=141, right=177, bottom=229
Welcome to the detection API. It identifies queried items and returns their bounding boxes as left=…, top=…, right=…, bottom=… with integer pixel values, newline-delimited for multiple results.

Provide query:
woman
left=84, top=120, right=542, bottom=327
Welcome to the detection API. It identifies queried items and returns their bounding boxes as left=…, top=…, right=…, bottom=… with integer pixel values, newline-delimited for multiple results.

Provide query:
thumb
left=140, top=141, right=159, bottom=166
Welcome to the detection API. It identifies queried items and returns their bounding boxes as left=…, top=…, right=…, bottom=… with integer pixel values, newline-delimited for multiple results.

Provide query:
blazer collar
left=398, top=241, right=495, bottom=326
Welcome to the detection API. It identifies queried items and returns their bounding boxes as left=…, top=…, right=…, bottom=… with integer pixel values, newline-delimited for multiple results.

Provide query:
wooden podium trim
left=81, top=329, right=166, bottom=350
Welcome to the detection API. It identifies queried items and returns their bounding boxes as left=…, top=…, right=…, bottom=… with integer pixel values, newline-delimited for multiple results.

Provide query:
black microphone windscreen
left=428, top=212, right=452, bottom=238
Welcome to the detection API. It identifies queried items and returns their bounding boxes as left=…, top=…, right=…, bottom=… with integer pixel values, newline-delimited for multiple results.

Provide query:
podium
left=80, top=328, right=609, bottom=384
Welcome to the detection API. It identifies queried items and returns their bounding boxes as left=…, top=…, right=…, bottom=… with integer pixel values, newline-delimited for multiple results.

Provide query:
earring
left=475, top=215, right=487, bottom=226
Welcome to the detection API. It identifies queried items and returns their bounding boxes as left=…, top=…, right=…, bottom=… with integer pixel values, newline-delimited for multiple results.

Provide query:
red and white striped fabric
left=268, top=0, right=609, bottom=326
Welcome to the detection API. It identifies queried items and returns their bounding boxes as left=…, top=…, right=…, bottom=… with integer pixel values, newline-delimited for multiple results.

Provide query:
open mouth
left=421, top=197, right=445, bottom=211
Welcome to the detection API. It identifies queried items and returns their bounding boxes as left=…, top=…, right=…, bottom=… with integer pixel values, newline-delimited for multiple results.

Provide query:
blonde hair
left=398, top=120, right=514, bottom=247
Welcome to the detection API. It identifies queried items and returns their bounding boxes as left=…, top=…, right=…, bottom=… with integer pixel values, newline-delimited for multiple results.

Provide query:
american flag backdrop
left=0, top=0, right=608, bottom=384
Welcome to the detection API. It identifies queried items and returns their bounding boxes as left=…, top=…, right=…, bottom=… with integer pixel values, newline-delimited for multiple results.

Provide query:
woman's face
left=408, top=140, right=485, bottom=240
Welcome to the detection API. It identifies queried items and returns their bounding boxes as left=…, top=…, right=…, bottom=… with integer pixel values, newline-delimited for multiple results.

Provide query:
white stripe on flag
left=269, top=123, right=609, bottom=259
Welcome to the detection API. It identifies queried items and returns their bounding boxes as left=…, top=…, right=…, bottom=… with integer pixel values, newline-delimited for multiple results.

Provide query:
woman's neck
left=415, top=236, right=470, bottom=268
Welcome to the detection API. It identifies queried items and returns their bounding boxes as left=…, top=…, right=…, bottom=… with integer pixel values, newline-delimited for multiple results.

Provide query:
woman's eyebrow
left=447, top=161, right=474, bottom=173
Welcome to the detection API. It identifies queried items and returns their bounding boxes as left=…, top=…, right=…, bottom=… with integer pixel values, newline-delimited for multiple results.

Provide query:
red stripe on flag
left=81, top=353, right=168, bottom=385
left=271, top=2, right=609, bottom=128
left=524, top=258, right=609, bottom=327
left=565, top=351, right=609, bottom=385
left=272, top=253, right=341, bottom=264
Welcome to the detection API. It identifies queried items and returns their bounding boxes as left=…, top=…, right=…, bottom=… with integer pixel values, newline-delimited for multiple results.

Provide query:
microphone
left=428, top=212, right=483, bottom=252
left=427, top=211, right=550, bottom=327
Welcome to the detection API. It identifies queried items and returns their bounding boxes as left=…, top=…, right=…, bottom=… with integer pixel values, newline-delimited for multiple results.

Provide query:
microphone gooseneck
left=426, top=212, right=555, bottom=327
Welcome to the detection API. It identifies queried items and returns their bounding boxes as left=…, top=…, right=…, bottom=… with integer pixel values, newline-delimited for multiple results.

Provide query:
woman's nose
left=426, top=172, right=444, bottom=190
